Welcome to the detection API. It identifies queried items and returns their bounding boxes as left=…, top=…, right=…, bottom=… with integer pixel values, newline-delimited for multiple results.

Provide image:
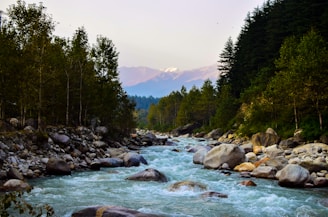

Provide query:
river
left=25, top=137, right=328, bottom=217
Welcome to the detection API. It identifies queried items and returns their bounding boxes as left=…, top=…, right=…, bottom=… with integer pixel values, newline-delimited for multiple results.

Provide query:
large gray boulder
left=250, top=165, right=277, bottom=179
left=203, top=144, right=245, bottom=169
left=276, top=164, right=310, bottom=187
left=193, top=147, right=209, bottom=165
left=46, top=158, right=71, bottom=175
left=123, top=153, right=148, bottom=167
left=126, top=168, right=168, bottom=182
left=99, top=158, right=124, bottom=167
left=72, top=205, right=161, bottom=217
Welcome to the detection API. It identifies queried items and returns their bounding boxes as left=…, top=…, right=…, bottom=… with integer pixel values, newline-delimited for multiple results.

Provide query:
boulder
left=240, top=180, right=257, bottom=186
left=234, top=162, right=256, bottom=172
left=99, top=158, right=124, bottom=167
left=204, top=129, right=224, bottom=140
left=193, top=147, right=209, bottom=164
left=95, top=126, right=108, bottom=135
left=276, top=164, right=310, bottom=187
left=123, top=153, right=148, bottom=167
left=126, top=168, right=168, bottom=182
left=46, top=158, right=71, bottom=175
left=7, top=167, right=24, bottom=180
left=245, top=152, right=257, bottom=162
left=169, top=181, right=207, bottom=192
left=251, top=165, right=277, bottom=179
left=72, top=205, right=161, bottom=217
left=93, top=141, right=107, bottom=148
left=251, top=132, right=280, bottom=154
left=264, top=156, right=288, bottom=171
left=50, top=133, right=70, bottom=145
left=203, top=144, right=245, bottom=169
left=171, top=122, right=201, bottom=137
left=264, top=144, right=284, bottom=158
left=1, top=179, right=31, bottom=192
left=279, top=138, right=300, bottom=149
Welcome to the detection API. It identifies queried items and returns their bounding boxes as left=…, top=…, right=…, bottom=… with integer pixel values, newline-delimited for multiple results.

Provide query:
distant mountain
left=119, top=65, right=219, bottom=97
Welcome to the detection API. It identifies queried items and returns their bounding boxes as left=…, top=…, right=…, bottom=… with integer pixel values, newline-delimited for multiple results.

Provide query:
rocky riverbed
left=1, top=121, right=328, bottom=192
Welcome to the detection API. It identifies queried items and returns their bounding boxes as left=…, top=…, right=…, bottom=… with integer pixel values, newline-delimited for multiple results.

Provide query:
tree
left=217, top=37, right=234, bottom=88
left=7, top=0, right=54, bottom=128
left=70, top=27, right=89, bottom=125
left=295, top=29, right=328, bottom=130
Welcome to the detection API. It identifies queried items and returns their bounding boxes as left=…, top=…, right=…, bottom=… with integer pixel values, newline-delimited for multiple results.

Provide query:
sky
left=0, top=0, right=266, bottom=71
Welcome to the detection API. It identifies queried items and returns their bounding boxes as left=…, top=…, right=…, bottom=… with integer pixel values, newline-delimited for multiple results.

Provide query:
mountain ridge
left=119, top=64, right=219, bottom=97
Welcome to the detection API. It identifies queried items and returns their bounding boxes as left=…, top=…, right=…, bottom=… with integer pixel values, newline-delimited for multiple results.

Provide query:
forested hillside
left=0, top=1, right=136, bottom=136
left=147, top=0, right=328, bottom=140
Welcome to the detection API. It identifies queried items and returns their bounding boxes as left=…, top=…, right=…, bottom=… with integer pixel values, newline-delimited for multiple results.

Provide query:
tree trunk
left=38, top=66, right=42, bottom=131
left=65, top=71, right=69, bottom=125
left=293, top=97, right=298, bottom=129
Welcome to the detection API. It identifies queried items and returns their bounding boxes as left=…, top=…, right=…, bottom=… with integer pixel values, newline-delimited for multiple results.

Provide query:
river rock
left=203, top=143, right=245, bottom=169
left=1, top=179, right=31, bottom=192
left=250, top=165, right=277, bottom=179
left=234, top=162, right=256, bottom=172
left=7, top=167, right=24, bottom=180
left=99, top=158, right=124, bottom=167
left=171, top=122, right=201, bottom=137
left=245, top=152, right=257, bottom=162
left=240, top=180, right=257, bottom=186
left=193, top=147, right=209, bottom=164
left=71, top=205, right=161, bottom=217
left=251, top=131, right=280, bottom=154
left=276, top=164, right=310, bottom=187
left=264, top=144, right=284, bottom=158
left=126, top=168, right=168, bottom=182
left=204, top=129, right=223, bottom=140
left=50, top=133, right=70, bottom=145
left=46, top=158, right=71, bottom=175
left=264, top=156, right=288, bottom=170
left=123, top=152, right=148, bottom=167
left=169, top=180, right=207, bottom=192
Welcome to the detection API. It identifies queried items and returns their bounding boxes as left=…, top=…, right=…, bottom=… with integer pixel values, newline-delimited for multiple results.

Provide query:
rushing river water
left=25, top=137, right=328, bottom=217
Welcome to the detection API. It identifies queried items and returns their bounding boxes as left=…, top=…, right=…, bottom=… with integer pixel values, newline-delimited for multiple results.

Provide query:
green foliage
left=0, top=0, right=136, bottom=136
left=0, top=190, right=54, bottom=217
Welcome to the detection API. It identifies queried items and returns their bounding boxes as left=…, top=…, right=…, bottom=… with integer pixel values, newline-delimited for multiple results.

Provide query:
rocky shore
left=0, top=122, right=169, bottom=191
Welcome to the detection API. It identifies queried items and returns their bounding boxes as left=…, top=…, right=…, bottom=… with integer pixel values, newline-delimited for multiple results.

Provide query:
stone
left=1, top=179, right=31, bottom=192
left=251, top=132, right=280, bottom=154
left=123, top=153, right=148, bottom=167
left=251, top=165, right=277, bottom=179
left=204, top=129, right=223, bottom=140
left=276, top=164, right=310, bottom=187
left=240, top=180, right=257, bottom=186
left=264, top=156, right=288, bottom=171
left=203, top=143, right=245, bottom=169
left=72, top=205, right=161, bottom=217
left=245, top=152, right=257, bottom=162
left=99, top=158, right=124, bottom=167
left=93, top=141, right=107, bottom=148
left=313, top=177, right=328, bottom=187
left=95, top=126, right=108, bottom=135
left=234, top=162, right=256, bottom=172
left=126, top=168, right=168, bottom=182
left=264, top=144, right=284, bottom=158
left=46, top=158, right=71, bottom=175
left=50, top=133, right=70, bottom=145
left=7, top=167, right=24, bottom=180
left=193, top=147, right=209, bottom=164
left=169, top=180, right=207, bottom=192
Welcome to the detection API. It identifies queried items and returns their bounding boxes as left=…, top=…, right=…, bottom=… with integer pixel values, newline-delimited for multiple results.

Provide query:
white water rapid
left=25, top=137, right=328, bottom=217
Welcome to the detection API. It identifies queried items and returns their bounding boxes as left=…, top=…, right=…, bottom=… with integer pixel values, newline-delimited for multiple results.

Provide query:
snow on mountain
left=119, top=64, right=219, bottom=97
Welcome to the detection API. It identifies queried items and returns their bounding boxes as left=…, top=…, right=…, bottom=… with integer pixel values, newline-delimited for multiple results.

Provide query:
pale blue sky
left=1, top=0, right=266, bottom=70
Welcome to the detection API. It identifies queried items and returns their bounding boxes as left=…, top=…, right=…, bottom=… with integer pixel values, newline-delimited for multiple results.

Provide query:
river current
left=25, top=137, right=328, bottom=217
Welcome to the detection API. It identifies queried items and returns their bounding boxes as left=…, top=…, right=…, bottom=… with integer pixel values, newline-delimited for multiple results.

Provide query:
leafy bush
left=0, top=190, right=54, bottom=217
